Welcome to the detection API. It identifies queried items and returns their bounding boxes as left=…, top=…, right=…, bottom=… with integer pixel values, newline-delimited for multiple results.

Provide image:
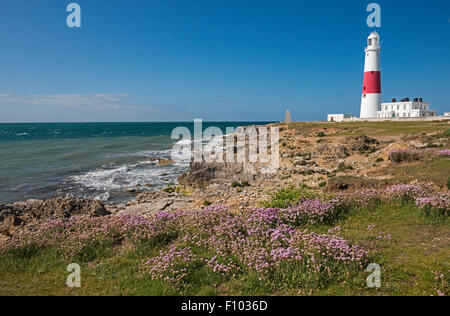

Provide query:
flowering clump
left=337, top=189, right=381, bottom=208
left=389, top=149, right=423, bottom=163
left=438, top=149, right=450, bottom=157
left=280, top=198, right=344, bottom=225
left=416, top=194, right=450, bottom=218
left=0, top=212, right=184, bottom=261
left=144, top=204, right=368, bottom=288
left=146, top=245, right=198, bottom=284
left=384, top=184, right=435, bottom=202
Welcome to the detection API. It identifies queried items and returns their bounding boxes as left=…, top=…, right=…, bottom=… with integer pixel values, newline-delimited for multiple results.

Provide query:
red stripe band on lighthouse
left=362, top=71, right=381, bottom=94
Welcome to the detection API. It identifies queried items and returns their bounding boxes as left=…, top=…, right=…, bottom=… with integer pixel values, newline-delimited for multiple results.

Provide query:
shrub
left=447, top=177, right=450, bottom=190
left=317, top=132, right=326, bottom=137
left=232, top=181, right=250, bottom=188
left=389, top=149, right=423, bottom=163
left=203, top=201, right=213, bottom=206
left=163, top=186, right=180, bottom=194
left=261, top=185, right=318, bottom=208
left=231, top=181, right=241, bottom=188
left=376, top=157, right=384, bottom=163
left=319, top=181, right=327, bottom=188
left=337, top=162, right=354, bottom=172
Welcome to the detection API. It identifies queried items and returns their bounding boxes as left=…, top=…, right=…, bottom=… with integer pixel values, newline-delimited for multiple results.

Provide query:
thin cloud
left=0, top=93, right=143, bottom=110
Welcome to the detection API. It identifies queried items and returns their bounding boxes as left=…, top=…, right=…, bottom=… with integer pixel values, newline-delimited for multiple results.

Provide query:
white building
left=377, top=98, right=437, bottom=118
left=327, top=114, right=353, bottom=122
left=444, top=112, right=450, bottom=117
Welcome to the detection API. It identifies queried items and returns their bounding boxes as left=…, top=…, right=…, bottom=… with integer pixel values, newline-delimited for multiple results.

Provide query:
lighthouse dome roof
left=368, top=31, right=380, bottom=40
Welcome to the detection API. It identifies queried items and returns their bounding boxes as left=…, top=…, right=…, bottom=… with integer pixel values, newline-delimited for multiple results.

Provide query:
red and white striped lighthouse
left=360, top=31, right=381, bottom=118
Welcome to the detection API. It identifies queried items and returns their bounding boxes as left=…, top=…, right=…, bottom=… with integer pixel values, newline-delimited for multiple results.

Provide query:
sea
left=0, top=122, right=271, bottom=204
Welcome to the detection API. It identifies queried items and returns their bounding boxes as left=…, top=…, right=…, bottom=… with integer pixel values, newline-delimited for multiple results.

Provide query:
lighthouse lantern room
left=360, top=31, right=382, bottom=118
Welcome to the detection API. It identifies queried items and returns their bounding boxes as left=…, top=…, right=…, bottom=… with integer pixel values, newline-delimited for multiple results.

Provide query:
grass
left=0, top=200, right=447, bottom=296
left=314, top=203, right=449, bottom=296
left=288, top=121, right=449, bottom=138
left=260, top=185, right=317, bottom=208
left=375, top=156, right=450, bottom=188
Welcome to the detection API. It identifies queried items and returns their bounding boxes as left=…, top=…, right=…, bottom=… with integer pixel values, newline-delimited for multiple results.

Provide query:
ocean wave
left=63, top=155, right=187, bottom=202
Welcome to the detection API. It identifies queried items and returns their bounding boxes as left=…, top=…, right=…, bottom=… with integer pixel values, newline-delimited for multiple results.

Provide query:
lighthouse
left=360, top=31, right=382, bottom=118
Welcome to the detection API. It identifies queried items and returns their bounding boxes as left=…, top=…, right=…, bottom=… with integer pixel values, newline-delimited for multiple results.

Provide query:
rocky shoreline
left=1, top=121, right=449, bottom=242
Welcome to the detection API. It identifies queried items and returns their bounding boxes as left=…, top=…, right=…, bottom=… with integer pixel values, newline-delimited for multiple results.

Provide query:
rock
left=149, top=158, right=175, bottom=167
left=293, top=158, right=316, bottom=167
left=316, top=145, right=350, bottom=161
left=178, top=163, right=219, bottom=187
left=313, top=166, right=331, bottom=175
left=0, top=209, right=23, bottom=236
left=156, top=159, right=175, bottom=167
left=409, top=141, right=428, bottom=149
left=120, top=196, right=193, bottom=215
left=0, top=195, right=110, bottom=237
left=351, top=135, right=379, bottom=150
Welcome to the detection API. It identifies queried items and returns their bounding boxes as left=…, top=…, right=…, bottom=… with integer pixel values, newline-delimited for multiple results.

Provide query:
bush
left=319, top=181, right=327, bottom=188
left=163, top=186, right=181, bottom=194
left=231, top=181, right=241, bottom=188
left=317, top=132, right=326, bottom=137
left=232, top=181, right=251, bottom=188
left=203, top=201, right=213, bottom=206
left=337, top=162, right=354, bottom=172
left=261, top=185, right=318, bottom=208
left=389, top=149, right=423, bottom=163
left=447, top=177, right=450, bottom=190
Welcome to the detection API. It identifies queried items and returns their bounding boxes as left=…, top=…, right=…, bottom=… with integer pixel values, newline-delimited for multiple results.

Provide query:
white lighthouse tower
left=360, top=31, right=382, bottom=118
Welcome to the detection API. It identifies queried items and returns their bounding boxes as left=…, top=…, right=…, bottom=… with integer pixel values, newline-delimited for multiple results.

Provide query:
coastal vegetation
left=0, top=183, right=448, bottom=296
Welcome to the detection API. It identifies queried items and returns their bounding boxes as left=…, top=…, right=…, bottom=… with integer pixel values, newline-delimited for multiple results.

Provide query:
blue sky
left=0, top=0, right=449, bottom=122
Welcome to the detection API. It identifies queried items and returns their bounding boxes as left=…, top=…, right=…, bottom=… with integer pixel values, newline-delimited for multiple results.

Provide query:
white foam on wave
left=64, top=149, right=188, bottom=202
